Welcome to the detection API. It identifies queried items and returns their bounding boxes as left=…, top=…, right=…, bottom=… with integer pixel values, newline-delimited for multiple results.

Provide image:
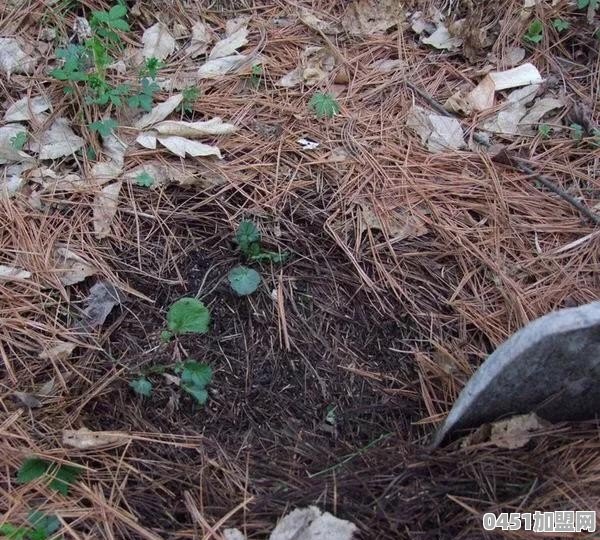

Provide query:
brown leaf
left=342, top=0, right=404, bottom=36
left=53, top=246, right=96, bottom=286
left=39, top=341, right=76, bottom=361
left=359, top=203, right=428, bottom=241
left=62, top=427, right=129, bottom=449
left=489, top=413, right=550, bottom=449
left=14, top=392, right=42, bottom=409
left=93, top=181, right=122, bottom=239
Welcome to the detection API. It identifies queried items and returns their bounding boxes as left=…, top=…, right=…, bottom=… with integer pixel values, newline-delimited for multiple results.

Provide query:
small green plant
left=130, top=377, right=153, bottom=396
left=552, top=18, right=570, bottom=32
left=538, top=124, right=552, bottom=139
left=89, top=118, right=118, bottom=138
left=309, top=92, right=340, bottom=118
left=140, top=57, right=163, bottom=79
left=180, top=85, right=200, bottom=114
left=17, top=457, right=81, bottom=496
left=570, top=122, right=584, bottom=141
left=577, top=0, right=598, bottom=9
left=251, top=63, right=263, bottom=86
left=180, top=361, right=213, bottom=404
left=228, top=266, right=261, bottom=296
left=89, top=4, right=129, bottom=43
left=130, top=361, right=213, bottom=405
left=235, top=221, right=287, bottom=263
left=10, top=131, right=27, bottom=151
left=524, top=19, right=543, bottom=43
left=127, top=77, right=159, bottom=111
left=86, top=81, right=131, bottom=106
left=161, top=297, right=210, bottom=342
left=0, top=510, right=61, bottom=540
left=135, top=171, right=155, bottom=187
left=591, top=128, right=600, bottom=147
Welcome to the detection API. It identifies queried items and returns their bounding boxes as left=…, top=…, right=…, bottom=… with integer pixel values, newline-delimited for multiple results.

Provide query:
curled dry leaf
left=422, top=24, right=463, bottom=50
left=406, top=106, right=465, bottom=152
left=225, top=15, right=251, bottom=35
left=53, top=246, right=96, bottom=286
left=91, top=161, right=123, bottom=186
left=208, top=26, right=248, bottom=60
left=0, top=264, right=31, bottom=280
left=77, top=281, right=123, bottom=329
left=39, top=341, right=77, bottom=361
left=270, top=506, right=357, bottom=540
left=342, top=0, right=404, bottom=36
left=93, top=181, right=122, bottom=239
left=30, top=168, right=84, bottom=192
left=153, top=118, right=237, bottom=138
left=14, top=392, right=42, bottom=409
left=223, top=529, right=245, bottom=540
left=135, top=94, right=184, bottom=130
left=197, top=54, right=254, bottom=79
left=466, top=63, right=542, bottom=112
left=0, top=38, right=37, bottom=76
left=359, top=203, right=428, bottom=241
left=156, top=136, right=222, bottom=158
left=142, top=22, right=176, bottom=60
left=29, top=118, right=85, bottom=160
left=63, top=427, right=129, bottom=449
left=136, top=132, right=157, bottom=149
left=4, top=95, right=52, bottom=122
left=278, top=47, right=335, bottom=88
left=371, top=58, right=404, bottom=73
left=125, top=160, right=227, bottom=189
left=480, top=84, right=539, bottom=134
left=299, top=8, right=343, bottom=35
left=188, top=21, right=213, bottom=58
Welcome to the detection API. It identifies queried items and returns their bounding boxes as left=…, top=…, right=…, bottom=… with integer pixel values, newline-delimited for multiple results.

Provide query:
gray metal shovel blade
left=433, top=302, right=600, bottom=446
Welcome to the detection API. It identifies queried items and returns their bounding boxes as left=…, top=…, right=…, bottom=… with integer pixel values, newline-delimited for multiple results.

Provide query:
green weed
left=17, top=457, right=81, bottom=496
left=309, top=92, right=340, bottom=118
left=10, top=131, right=27, bottom=151
left=524, top=19, right=543, bottom=43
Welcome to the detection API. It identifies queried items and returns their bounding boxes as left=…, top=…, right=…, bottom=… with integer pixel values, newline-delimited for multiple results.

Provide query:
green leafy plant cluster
left=50, top=4, right=165, bottom=142
left=10, top=131, right=28, bottom=151
left=17, top=457, right=81, bottom=496
left=228, top=221, right=288, bottom=296
left=130, top=297, right=213, bottom=405
left=130, top=361, right=213, bottom=405
left=0, top=510, right=61, bottom=540
left=524, top=19, right=544, bottom=43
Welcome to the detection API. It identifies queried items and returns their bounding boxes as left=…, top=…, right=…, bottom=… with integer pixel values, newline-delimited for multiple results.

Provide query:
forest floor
left=1, top=0, right=599, bottom=538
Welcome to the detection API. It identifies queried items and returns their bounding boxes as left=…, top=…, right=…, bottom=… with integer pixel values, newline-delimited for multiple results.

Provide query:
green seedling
left=577, top=0, right=598, bottom=9
left=235, top=221, right=288, bottom=263
left=86, top=80, right=131, bottom=106
left=538, top=124, right=552, bottom=139
left=130, top=377, right=153, bottom=396
left=181, top=361, right=213, bottom=404
left=51, top=44, right=89, bottom=82
left=0, top=510, right=61, bottom=540
left=135, top=171, right=154, bottom=187
left=127, top=77, right=159, bottom=111
left=130, top=362, right=212, bottom=405
left=570, top=123, right=584, bottom=141
left=309, top=92, right=340, bottom=118
left=89, top=118, right=118, bottom=138
left=524, top=19, right=543, bottom=43
left=180, top=85, right=200, bottom=114
left=90, top=4, right=129, bottom=44
left=17, top=457, right=81, bottom=496
left=141, top=57, right=163, bottom=79
left=552, top=18, right=570, bottom=32
left=161, top=297, right=210, bottom=342
left=228, top=266, right=261, bottom=296
left=10, top=131, right=27, bottom=151
left=251, top=63, right=263, bottom=86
